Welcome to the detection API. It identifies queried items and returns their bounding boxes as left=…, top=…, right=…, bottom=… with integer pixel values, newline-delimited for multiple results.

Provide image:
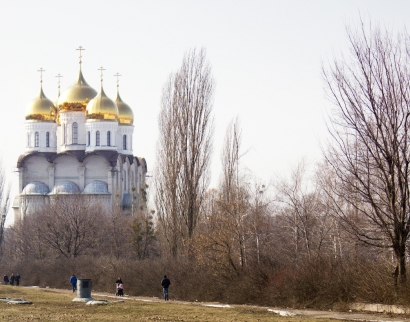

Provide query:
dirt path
left=41, top=287, right=409, bottom=322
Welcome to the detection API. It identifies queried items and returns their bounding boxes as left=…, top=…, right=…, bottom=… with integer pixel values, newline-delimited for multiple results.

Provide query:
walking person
left=161, top=275, right=171, bottom=301
left=3, top=274, right=9, bottom=285
left=15, top=274, right=20, bottom=286
left=115, top=277, right=123, bottom=296
left=69, top=274, right=77, bottom=293
left=9, top=274, right=15, bottom=286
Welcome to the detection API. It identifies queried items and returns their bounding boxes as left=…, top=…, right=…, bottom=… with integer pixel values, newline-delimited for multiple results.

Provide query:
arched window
left=46, top=132, right=50, bottom=148
left=35, top=132, right=39, bottom=147
left=96, top=131, right=100, bottom=146
left=123, top=135, right=127, bottom=150
left=87, top=131, right=90, bottom=146
left=27, top=133, right=30, bottom=147
left=63, top=124, right=66, bottom=144
left=72, top=122, right=78, bottom=144
left=107, top=131, right=111, bottom=147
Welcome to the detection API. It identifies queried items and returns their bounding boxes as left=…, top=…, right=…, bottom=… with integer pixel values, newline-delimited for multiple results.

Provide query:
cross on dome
left=55, top=73, right=63, bottom=97
left=98, top=66, right=106, bottom=84
left=76, top=46, right=85, bottom=66
left=37, top=68, right=45, bottom=83
left=114, top=72, right=122, bottom=88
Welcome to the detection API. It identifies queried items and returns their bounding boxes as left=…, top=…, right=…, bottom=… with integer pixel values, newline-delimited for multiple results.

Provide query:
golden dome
left=86, top=85, right=119, bottom=121
left=25, top=86, right=56, bottom=122
left=115, top=90, right=134, bottom=125
left=57, top=69, right=97, bottom=111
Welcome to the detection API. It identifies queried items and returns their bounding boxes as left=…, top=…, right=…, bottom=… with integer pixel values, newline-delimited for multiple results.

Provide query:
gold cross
left=37, top=68, right=45, bottom=83
left=55, top=73, right=63, bottom=86
left=55, top=73, right=63, bottom=96
left=76, top=46, right=85, bottom=65
left=114, top=72, right=122, bottom=88
left=98, top=66, right=106, bottom=83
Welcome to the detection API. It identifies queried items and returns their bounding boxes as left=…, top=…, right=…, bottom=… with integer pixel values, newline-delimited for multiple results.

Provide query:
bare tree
left=0, top=157, right=11, bottom=257
left=155, top=48, right=214, bottom=256
left=197, top=120, right=248, bottom=272
left=275, top=161, right=335, bottom=263
left=323, top=22, right=410, bottom=285
left=34, top=195, right=105, bottom=258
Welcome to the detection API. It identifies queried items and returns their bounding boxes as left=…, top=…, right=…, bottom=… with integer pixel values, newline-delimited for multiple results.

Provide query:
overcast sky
left=0, top=1, right=408, bottom=221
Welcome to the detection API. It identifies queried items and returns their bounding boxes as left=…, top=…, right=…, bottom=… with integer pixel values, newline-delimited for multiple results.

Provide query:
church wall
left=18, top=195, right=48, bottom=220
left=117, top=125, right=134, bottom=155
left=53, top=154, right=80, bottom=186
left=25, top=122, right=57, bottom=153
left=83, top=154, right=110, bottom=186
left=85, top=121, right=118, bottom=152
left=59, top=111, right=87, bottom=152
left=23, top=155, right=50, bottom=190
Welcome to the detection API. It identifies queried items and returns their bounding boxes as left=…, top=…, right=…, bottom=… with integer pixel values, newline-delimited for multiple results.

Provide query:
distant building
left=13, top=51, right=147, bottom=222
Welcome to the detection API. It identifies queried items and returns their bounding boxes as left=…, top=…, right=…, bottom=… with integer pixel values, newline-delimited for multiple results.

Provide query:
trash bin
left=72, top=278, right=94, bottom=302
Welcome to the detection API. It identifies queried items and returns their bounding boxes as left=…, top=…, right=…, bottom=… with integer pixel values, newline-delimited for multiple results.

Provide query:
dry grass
left=0, top=285, right=334, bottom=322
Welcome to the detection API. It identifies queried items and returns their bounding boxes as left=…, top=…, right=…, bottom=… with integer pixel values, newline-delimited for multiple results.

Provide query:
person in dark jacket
left=115, top=277, right=123, bottom=296
left=69, top=274, right=77, bottom=293
left=3, top=274, right=9, bottom=285
left=9, top=274, right=15, bottom=286
left=15, top=274, right=20, bottom=286
left=161, top=275, right=171, bottom=301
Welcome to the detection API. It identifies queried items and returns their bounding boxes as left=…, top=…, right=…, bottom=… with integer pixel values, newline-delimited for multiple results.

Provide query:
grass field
left=0, top=285, right=335, bottom=322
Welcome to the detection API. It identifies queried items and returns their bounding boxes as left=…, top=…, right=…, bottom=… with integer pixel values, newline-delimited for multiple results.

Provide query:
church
left=12, top=49, right=147, bottom=222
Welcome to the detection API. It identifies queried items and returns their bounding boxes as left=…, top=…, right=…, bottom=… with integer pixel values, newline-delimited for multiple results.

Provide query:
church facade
left=13, top=55, right=147, bottom=222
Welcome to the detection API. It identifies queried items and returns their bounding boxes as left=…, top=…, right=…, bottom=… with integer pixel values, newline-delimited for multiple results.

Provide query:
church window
left=63, top=124, right=66, bottom=144
left=27, top=133, right=30, bottom=147
left=46, top=132, right=50, bottom=147
left=72, top=122, right=78, bottom=144
left=35, top=132, right=39, bottom=147
left=96, top=131, right=100, bottom=146
left=123, top=135, right=127, bottom=150
left=124, top=170, right=126, bottom=190
left=107, top=131, right=111, bottom=146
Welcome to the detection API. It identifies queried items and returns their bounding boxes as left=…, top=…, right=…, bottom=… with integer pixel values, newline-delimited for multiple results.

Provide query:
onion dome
left=50, top=181, right=80, bottom=194
left=25, top=86, right=56, bottom=122
left=86, top=84, right=119, bottom=121
left=22, top=181, right=49, bottom=195
left=115, top=90, right=134, bottom=125
left=83, top=181, right=110, bottom=194
left=57, top=69, right=97, bottom=111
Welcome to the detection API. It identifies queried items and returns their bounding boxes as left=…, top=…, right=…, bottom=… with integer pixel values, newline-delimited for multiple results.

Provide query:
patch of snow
left=268, top=309, right=297, bottom=316
left=203, top=304, right=231, bottom=308
left=7, top=299, right=32, bottom=304
left=86, top=300, right=109, bottom=305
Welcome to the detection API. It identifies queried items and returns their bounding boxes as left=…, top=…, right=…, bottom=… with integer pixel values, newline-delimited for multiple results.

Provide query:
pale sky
left=0, top=1, right=408, bottom=222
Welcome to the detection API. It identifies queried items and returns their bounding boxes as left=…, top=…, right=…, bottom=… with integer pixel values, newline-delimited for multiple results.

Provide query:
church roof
left=17, top=151, right=143, bottom=168
left=22, top=181, right=49, bottom=195
left=25, top=85, right=56, bottom=122
left=83, top=181, right=110, bottom=194
left=58, top=68, right=97, bottom=111
left=50, top=181, right=80, bottom=194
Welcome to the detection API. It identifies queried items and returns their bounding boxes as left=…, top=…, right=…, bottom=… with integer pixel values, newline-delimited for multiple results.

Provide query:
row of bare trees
left=7, top=196, right=156, bottom=262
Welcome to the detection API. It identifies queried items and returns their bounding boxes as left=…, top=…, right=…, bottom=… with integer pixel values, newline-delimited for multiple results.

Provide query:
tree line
left=2, top=22, right=410, bottom=308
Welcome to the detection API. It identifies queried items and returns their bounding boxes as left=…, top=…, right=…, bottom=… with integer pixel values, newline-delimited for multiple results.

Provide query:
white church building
left=13, top=52, right=147, bottom=222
